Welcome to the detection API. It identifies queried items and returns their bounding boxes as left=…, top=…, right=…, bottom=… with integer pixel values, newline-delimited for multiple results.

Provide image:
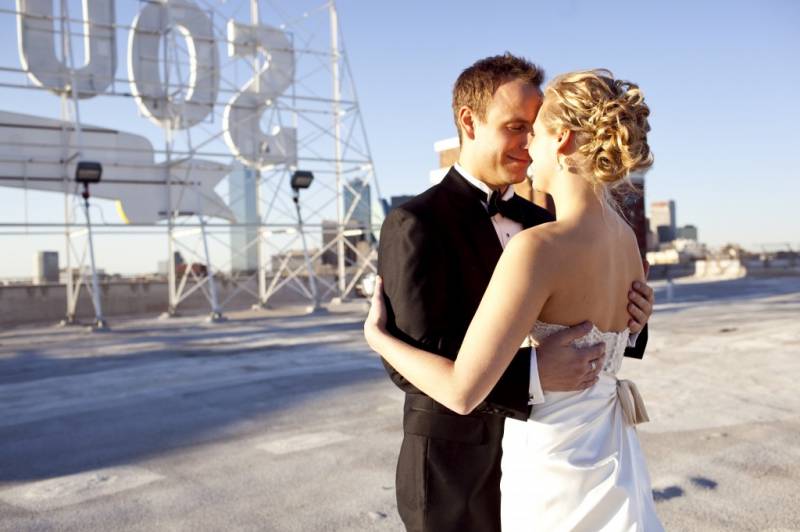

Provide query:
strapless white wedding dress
left=500, top=321, right=664, bottom=531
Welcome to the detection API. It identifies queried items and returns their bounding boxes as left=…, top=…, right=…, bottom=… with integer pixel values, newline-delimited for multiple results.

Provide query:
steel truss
left=1, top=0, right=383, bottom=324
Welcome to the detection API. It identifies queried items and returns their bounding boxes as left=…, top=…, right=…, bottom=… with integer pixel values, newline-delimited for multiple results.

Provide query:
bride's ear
left=556, top=128, right=573, bottom=154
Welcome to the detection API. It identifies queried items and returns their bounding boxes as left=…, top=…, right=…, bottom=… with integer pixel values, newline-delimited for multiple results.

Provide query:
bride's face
left=527, top=109, right=561, bottom=193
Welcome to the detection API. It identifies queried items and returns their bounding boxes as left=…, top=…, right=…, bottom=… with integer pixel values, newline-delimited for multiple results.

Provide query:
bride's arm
left=365, top=232, right=554, bottom=415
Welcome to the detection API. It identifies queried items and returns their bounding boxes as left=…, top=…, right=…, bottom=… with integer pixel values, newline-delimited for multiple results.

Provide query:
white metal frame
left=0, top=0, right=383, bottom=322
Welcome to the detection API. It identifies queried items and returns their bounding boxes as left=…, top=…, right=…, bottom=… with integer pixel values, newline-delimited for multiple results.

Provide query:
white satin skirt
left=500, top=374, right=664, bottom=532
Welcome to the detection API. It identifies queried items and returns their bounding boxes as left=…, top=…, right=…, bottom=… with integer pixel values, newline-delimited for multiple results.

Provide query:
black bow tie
left=460, top=175, right=525, bottom=224
left=486, top=190, right=512, bottom=218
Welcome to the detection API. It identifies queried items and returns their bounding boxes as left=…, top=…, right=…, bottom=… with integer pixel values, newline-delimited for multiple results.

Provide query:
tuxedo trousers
left=396, top=394, right=505, bottom=532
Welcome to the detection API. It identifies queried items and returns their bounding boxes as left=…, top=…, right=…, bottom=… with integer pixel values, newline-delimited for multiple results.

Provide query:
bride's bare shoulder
left=513, top=221, right=579, bottom=254
left=500, top=222, right=574, bottom=271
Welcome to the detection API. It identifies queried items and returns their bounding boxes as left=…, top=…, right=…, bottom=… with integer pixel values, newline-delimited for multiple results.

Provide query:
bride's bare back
left=533, top=208, right=645, bottom=332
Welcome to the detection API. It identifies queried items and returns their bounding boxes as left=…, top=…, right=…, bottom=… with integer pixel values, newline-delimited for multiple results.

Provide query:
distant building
left=677, top=224, right=698, bottom=241
left=388, top=195, right=414, bottom=212
left=673, top=238, right=705, bottom=259
left=344, top=177, right=372, bottom=240
left=647, top=239, right=706, bottom=265
left=270, top=249, right=320, bottom=274
left=33, top=251, right=59, bottom=284
left=650, top=200, right=676, bottom=244
left=646, top=248, right=681, bottom=265
left=321, top=219, right=363, bottom=267
left=645, top=217, right=659, bottom=251
left=59, top=267, right=108, bottom=284
left=228, top=163, right=260, bottom=273
left=429, top=137, right=461, bottom=184
left=656, top=226, right=675, bottom=245
left=157, top=252, right=185, bottom=275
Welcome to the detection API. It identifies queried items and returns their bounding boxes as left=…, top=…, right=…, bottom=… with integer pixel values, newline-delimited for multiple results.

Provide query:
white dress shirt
left=454, top=164, right=545, bottom=405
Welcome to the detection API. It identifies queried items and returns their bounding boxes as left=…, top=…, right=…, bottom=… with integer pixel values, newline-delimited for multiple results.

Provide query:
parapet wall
left=0, top=277, right=338, bottom=328
left=620, top=258, right=800, bottom=282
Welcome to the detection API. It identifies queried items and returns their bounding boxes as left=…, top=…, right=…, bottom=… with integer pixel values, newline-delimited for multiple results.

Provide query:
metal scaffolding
left=0, top=0, right=383, bottom=324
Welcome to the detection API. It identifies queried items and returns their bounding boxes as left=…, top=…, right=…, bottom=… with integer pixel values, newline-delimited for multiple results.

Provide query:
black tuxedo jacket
left=378, top=168, right=648, bottom=532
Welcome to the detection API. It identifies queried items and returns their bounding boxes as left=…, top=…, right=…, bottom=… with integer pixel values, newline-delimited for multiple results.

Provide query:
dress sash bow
left=616, top=379, right=650, bottom=425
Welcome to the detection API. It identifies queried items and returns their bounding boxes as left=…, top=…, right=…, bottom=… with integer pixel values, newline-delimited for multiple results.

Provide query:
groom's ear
left=458, top=106, right=477, bottom=140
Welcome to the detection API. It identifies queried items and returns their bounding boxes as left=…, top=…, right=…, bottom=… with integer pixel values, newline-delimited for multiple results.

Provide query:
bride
left=365, top=69, right=663, bottom=531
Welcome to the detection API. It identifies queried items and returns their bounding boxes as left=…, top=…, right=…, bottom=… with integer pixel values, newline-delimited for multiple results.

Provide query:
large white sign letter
left=128, top=0, right=218, bottom=129
left=16, top=0, right=116, bottom=98
left=223, top=20, right=296, bottom=169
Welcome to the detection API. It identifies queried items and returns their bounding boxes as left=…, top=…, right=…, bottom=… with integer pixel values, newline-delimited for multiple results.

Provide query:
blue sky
left=0, top=0, right=798, bottom=278
left=339, top=0, right=799, bottom=247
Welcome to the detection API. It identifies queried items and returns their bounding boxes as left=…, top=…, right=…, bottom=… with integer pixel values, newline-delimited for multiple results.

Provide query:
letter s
left=223, top=20, right=296, bottom=169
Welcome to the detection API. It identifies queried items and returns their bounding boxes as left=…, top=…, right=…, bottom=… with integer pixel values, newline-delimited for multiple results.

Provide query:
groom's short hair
left=452, top=53, right=544, bottom=141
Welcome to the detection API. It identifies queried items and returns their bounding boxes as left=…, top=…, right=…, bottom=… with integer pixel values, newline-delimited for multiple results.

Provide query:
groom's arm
left=481, top=347, right=534, bottom=419
left=378, top=207, right=535, bottom=418
left=378, top=207, right=449, bottom=394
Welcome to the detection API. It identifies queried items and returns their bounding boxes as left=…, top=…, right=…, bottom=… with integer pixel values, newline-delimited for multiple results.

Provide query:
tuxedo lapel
left=440, top=169, right=503, bottom=279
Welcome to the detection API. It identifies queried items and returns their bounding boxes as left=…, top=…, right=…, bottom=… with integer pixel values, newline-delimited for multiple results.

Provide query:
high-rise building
left=33, top=251, right=59, bottom=284
left=388, top=195, right=414, bottom=212
left=650, top=200, right=676, bottom=244
left=677, top=224, right=698, bottom=241
left=344, top=177, right=372, bottom=240
left=228, top=163, right=259, bottom=273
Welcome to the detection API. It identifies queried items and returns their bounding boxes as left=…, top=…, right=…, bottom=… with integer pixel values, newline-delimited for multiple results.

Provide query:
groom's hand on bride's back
left=627, top=261, right=654, bottom=335
left=537, top=321, right=605, bottom=391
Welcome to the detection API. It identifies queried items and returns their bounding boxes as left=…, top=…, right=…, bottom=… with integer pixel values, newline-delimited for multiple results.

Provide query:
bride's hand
left=364, top=275, right=389, bottom=351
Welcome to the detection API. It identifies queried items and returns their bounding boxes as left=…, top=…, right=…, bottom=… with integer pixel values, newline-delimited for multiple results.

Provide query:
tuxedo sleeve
left=377, top=207, right=532, bottom=419
left=378, top=208, right=449, bottom=394
left=624, top=324, right=648, bottom=359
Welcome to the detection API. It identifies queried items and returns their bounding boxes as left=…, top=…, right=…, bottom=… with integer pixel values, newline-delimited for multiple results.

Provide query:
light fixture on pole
left=289, top=170, right=319, bottom=311
left=75, top=161, right=108, bottom=330
left=290, top=170, right=314, bottom=191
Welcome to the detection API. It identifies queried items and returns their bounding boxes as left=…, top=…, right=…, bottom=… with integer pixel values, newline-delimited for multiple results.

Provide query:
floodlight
left=290, top=170, right=314, bottom=190
left=75, top=161, right=103, bottom=184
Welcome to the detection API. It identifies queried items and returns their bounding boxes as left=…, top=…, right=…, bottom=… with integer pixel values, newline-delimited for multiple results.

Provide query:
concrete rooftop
left=0, top=276, right=799, bottom=531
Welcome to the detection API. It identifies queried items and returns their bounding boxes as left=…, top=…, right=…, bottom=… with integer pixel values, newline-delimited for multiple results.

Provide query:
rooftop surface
left=1, top=276, right=798, bottom=531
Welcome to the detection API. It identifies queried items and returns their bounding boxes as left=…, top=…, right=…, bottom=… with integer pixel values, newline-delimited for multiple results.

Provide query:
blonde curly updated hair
left=540, top=69, right=653, bottom=188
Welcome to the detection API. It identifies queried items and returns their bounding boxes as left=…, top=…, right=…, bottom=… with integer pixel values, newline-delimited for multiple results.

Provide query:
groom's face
left=471, top=79, right=542, bottom=188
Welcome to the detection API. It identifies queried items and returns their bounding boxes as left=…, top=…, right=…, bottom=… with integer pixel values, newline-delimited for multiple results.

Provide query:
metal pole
left=293, top=190, right=319, bottom=309
left=251, top=0, right=268, bottom=308
left=60, top=89, right=77, bottom=324
left=251, top=0, right=261, bottom=95
left=199, top=212, right=224, bottom=321
left=162, top=4, right=178, bottom=317
left=61, top=0, right=106, bottom=328
left=329, top=1, right=346, bottom=299
left=81, top=186, right=107, bottom=328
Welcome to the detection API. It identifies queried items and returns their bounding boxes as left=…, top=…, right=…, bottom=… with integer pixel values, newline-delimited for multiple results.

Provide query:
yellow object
left=115, top=200, right=131, bottom=224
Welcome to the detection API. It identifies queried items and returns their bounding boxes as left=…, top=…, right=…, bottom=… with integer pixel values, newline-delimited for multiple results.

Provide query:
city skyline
left=0, top=0, right=797, bottom=279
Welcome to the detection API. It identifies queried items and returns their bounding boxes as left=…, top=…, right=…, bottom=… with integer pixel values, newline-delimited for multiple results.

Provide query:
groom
left=378, top=54, right=653, bottom=532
